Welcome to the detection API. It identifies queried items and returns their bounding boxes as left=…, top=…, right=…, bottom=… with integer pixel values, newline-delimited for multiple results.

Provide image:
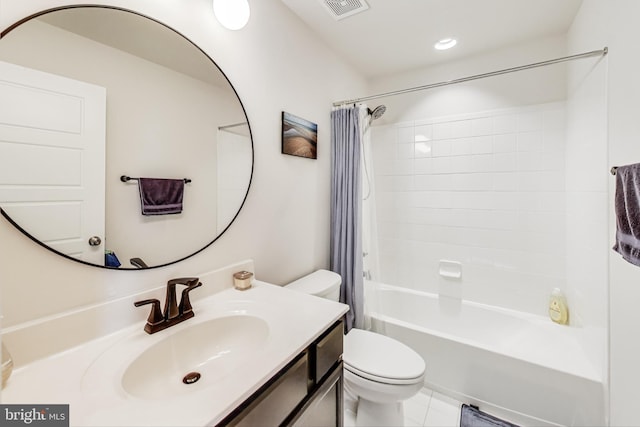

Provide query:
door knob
left=88, top=236, right=102, bottom=246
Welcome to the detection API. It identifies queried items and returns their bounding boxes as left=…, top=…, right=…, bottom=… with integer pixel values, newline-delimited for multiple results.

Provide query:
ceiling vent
left=319, top=0, right=369, bottom=21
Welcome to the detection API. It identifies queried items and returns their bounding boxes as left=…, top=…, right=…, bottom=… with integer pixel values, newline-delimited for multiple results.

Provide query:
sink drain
left=182, top=372, right=201, bottom=385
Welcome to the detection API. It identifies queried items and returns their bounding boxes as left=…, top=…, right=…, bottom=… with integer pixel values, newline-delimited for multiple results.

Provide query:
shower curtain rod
left=332, top=47, right=608, bottom=107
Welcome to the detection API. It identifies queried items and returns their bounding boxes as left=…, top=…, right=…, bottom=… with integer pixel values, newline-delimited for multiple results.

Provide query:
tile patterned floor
left=345, top=387, right=462, bottom=427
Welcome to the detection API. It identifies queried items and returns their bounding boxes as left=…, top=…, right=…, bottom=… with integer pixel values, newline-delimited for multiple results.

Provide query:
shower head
left=368, top=105, right=386, bottom=120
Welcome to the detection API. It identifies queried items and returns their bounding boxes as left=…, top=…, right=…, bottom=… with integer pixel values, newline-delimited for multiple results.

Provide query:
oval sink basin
left=121, top=315, right=269, bottom=400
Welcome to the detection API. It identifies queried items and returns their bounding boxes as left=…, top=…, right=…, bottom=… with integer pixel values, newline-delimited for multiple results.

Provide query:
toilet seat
left=344, top=329, right=425, bottom=385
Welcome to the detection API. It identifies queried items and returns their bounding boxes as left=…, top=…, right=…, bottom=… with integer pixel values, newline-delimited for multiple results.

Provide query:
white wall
left=569, top=1, right=640, bottom=425
left=0, top=0, right=366, bottom=363
left=369, top=35, right=568, bottom=124
left=370, top=102, right=569, bottom=316
left=217, top=129, right=252, bottom=232
left=565, top=7, right=609, bottom=385
left=367, top=37, right=573, bottom=313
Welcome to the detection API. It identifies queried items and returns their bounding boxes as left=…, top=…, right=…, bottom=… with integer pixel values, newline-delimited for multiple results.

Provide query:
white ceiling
left=281, top=0, right=583, bottom=79
left=35, top=2, right=584, bottom=87
left=38, top=7, right=230, bottom=88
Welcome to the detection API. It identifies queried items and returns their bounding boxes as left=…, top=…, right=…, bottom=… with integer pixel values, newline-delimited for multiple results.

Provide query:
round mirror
left=0, top=6, right=253, bottom=269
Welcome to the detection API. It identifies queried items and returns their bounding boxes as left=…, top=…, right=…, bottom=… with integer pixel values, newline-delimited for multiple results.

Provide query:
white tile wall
left=370, top=103, right=570, bottom=315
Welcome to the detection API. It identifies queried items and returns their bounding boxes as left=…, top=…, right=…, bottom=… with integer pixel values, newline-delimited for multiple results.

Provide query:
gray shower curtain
left=330, top=105, right=364, bottom=332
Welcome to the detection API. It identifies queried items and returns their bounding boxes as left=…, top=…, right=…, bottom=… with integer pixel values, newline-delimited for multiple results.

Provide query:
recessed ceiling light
left=434, top=38, right=457, bottom=50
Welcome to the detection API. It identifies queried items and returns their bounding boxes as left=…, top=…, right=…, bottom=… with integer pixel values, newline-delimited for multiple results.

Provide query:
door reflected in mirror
left=0, top=6, right=253, bottom=269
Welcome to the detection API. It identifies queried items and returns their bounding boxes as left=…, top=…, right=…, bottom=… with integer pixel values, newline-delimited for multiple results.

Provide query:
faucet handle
left=179, top=280, right=203, bottom=315
left=164, top=278, right=199, bottom=320
left=134, top=299, right=164, bottom=333
left=168, top=277, right=200, bottom=287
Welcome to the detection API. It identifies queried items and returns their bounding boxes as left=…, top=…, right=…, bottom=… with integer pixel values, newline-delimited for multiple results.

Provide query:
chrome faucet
left=134, top=277, right=202, bottom=334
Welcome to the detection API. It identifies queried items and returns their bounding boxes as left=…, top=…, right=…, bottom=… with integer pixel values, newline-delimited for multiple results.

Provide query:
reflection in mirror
left=0, top=7, right=253, bottom=269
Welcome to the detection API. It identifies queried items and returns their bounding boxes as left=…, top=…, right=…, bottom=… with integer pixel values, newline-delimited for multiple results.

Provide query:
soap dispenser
left=549, top=288, right=569, bottom=325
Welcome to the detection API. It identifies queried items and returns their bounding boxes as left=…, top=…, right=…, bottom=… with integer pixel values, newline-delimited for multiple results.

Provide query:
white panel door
left=0, top=60, right=106, bottom=265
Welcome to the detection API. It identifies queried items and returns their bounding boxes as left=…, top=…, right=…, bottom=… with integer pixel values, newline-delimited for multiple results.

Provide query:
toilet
left=286, top=270, right=426, bottom=427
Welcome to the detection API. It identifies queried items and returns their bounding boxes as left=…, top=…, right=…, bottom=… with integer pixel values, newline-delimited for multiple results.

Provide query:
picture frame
left=281, top=111, right=318, bottom=159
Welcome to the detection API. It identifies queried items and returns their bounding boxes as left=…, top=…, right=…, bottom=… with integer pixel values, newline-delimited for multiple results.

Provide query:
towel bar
left=611, top=167, right=618, bottom=176
left=120, top=175, right=192, bottom=183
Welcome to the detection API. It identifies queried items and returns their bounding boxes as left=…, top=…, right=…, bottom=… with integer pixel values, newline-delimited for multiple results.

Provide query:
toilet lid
left=344, top=329, right=425, bottom=384
left=286, top=269, right=341, bottom=297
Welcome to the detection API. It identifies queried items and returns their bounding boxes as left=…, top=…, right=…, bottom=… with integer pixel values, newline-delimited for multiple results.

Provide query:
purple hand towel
left=138, top=178, right=184, bottom=215
left=613, top=164, right=640, bottom=266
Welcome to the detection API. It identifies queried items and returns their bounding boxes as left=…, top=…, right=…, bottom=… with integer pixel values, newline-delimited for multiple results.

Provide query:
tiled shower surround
left=370, top=102, right=569, bottom=316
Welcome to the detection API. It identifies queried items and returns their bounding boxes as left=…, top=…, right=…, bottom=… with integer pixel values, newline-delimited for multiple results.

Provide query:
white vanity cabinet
left=219, top=319, right=344, bottom=427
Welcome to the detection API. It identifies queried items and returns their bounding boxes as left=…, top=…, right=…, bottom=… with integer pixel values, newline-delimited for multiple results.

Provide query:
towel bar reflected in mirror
left=120, top=175, right=192, bottom=184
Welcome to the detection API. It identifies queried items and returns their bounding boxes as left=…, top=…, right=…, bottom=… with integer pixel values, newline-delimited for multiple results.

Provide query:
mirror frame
left=0, top=5, right=254, bottom=270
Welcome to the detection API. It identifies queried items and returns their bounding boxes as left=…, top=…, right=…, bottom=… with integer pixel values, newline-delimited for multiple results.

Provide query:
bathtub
left=365, top=282, right=605, bottom=426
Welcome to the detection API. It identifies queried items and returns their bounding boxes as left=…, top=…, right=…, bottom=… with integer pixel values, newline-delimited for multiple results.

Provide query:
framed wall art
left=282, top=111, right=318, bottom=159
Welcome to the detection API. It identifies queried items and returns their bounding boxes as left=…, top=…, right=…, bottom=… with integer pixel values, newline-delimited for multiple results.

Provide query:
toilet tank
left=285, top=270, right=341, bottom=302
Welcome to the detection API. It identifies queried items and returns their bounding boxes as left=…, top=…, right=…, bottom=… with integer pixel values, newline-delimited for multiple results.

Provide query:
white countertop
left=2, top=281, right=348, bottom=426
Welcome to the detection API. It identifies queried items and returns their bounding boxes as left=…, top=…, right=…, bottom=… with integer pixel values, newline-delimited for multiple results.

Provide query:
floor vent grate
left=319, top=0, right=370, bottom=20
